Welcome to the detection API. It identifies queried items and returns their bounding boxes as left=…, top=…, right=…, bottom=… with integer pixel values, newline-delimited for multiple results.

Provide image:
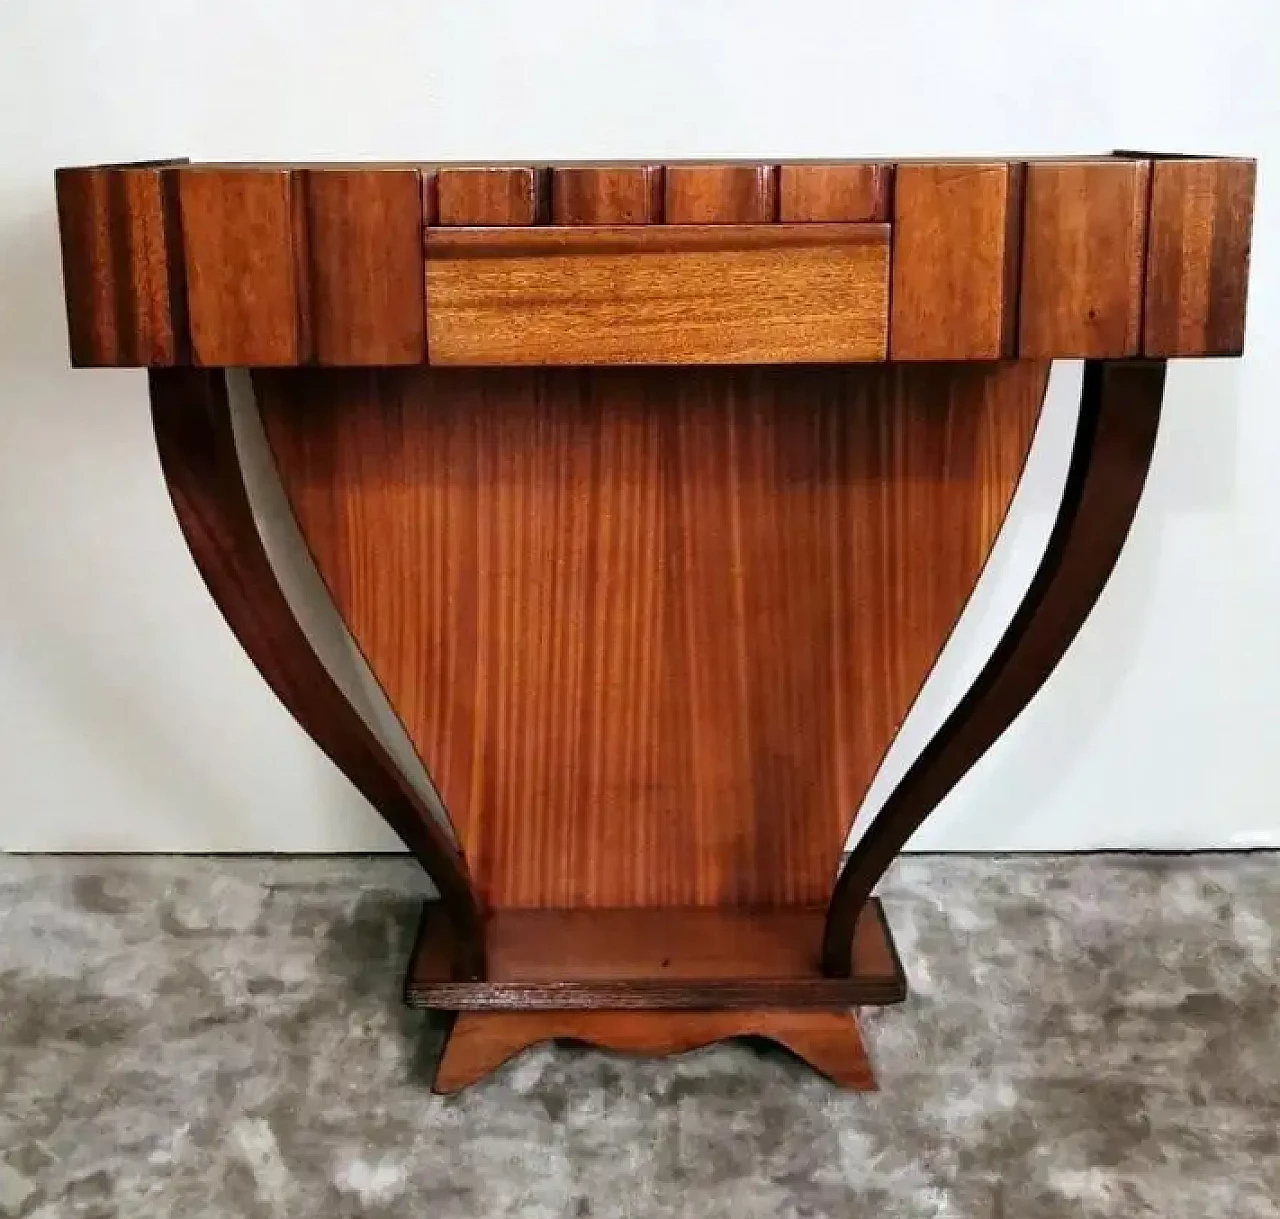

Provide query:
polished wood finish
left=779, top=163, right=892, bottom=222
left=423, top=224, right=890, bottom=364
left=664, top=164, right=778, bottom=223
left=551, top=165, right=663, bottom=224
left=178, top=168, right=307, bottom=366
left=407, top=900, right=904, bottom=1009
left=1143, top=157, right=1256, bottom=356
left=58, top=154, right=1249, bottom=1093
left=1019, top=160, right=1150, bottom=357
left=822, top=360, right=1167, bottom=975
left=303, top=168, right=426, bottom=364
left=258, top=361, right=1045, bottom=910
left=890, top=161, right=1024, bottom=360
left=435, top=166, right=545, bottom=226
left=148, top=367, right=486, bottom=976
left=433, top=1008, right=874, bottom=1093
left=55, top=163, right=186, bottom=366
left=54, top=156, right=1254, bottom=368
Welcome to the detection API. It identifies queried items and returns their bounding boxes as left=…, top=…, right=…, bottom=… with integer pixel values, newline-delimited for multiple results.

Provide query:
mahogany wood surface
left=54, top=155, right=1255, bottom=367
left=406, top=899, right=904, bottom=1009
left=1142, top=157, right=1255, bottom=356
left=435, top=166, right=546, bottom=225
left=779, top=163, right=892, bottom=222
left=178, top=167, right=307, bottom=366
left=822, top=360, right=1167, bottom=975
left=258, top=361, right=1046, bottom=910
left=664, top=164, right=778, bottom=223
left=889, top=161, right=1024, bottom=360
left=148, top=367, right=486, bottom=977
left=55, top=162, right=187, bottom=367
left=550, top=165, right=663, bottom=224
left=1019, top=160, right=1150, bottom=358
left=302, top=168, right=426, bottom=365
left=57, top=153, right=1252, bottom=1095
left=423, top=223, right=890, bottom=364
left=432, top=1008, right=875, bottom=1093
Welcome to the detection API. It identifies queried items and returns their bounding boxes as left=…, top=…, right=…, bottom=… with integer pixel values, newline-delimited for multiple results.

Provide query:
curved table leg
left=149, top=368, right=486, bottom=978
left=822, top=359, right=1168, bottom=976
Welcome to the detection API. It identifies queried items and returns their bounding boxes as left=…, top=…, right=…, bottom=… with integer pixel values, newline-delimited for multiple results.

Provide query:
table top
left=55, top=154, right=1254, bottom=368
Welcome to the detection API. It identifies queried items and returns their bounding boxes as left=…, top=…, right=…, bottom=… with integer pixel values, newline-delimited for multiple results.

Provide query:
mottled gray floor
left=0, top=855, right=1277, bottom=1218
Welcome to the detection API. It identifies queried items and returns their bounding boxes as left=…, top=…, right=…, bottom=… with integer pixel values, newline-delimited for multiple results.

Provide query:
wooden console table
left=55, top=155, right=1255, bottom=1092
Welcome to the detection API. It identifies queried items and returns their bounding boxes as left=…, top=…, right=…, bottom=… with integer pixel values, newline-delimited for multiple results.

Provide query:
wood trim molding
left=148, top=367, right=486, bottom=977
left=821, top=359, right=1168, bottom=975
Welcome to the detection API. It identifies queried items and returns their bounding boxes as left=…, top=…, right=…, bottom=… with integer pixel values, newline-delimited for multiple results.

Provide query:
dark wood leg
left=823, top=359, right=1168, bottom=975
left=149, top=367, right=487, bottom=977
left=432, top=1008, right=875, bottom=1094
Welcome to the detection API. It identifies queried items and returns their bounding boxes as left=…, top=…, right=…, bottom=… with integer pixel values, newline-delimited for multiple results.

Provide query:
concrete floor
left=0, top=854, right=1277, bottom=1218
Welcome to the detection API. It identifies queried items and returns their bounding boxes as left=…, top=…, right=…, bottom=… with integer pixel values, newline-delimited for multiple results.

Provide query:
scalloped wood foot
left=431, top=1009, right=875, bottom=1094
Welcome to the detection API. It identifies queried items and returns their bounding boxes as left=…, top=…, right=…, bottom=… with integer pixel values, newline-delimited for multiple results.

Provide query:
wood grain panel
left=890, top=161, right=1024, bottom=360
left=1143, top=158, right=1256, bottom=356
left=551, top=165, right=663, bottom=224
left=259, top=361, right=1046, bottom=910
left=779, top=163, right=891, bottom=222
left=664, top=164, right=777, bottom=222
left=303, top=168, right=425, bottom=364
left=424, top=224, right=889, bottom=364
left=436, top=166, right=545, bottom=225
left=178, top=168, right=305, bottom=365
left=432, top=1008, right=874, bottom=1093
left=55, top=163, right=186, bottom=366
left=407, top=899, right=903, bottom=1009
left=1019, top=160, right=1150, bottom=357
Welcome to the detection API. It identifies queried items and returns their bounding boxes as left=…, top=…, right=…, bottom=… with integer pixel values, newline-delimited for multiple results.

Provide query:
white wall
left=1, top=0, right=1278, bottom=852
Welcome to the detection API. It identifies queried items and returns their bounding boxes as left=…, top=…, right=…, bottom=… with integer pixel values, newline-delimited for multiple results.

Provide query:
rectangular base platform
left=406, top=899, right=906, bottom=1011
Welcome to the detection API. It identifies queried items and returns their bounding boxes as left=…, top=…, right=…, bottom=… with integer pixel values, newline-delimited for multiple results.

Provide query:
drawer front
left=425, top=224, right=890, bottom=365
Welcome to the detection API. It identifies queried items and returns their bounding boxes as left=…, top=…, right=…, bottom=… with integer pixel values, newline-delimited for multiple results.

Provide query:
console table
left=55, top=155, right=1255, bottom=1092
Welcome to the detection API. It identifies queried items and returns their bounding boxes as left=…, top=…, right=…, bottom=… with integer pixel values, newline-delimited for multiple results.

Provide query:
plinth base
left=409, top=899, right=902, bottom=1091
left=431, top=1008, right=876, bottom=1094
left=406, top=899, right=907, bottom=1011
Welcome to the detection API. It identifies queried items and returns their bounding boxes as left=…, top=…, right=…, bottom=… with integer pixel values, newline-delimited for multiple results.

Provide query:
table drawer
left=424, top=223, right=890, bottom=365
